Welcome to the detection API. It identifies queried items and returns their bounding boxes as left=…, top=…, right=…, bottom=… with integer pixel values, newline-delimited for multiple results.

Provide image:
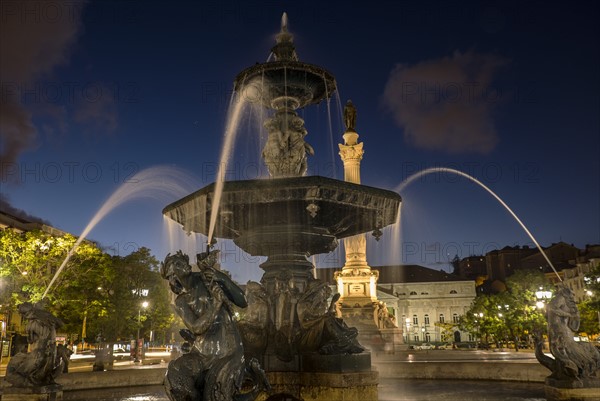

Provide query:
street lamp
left=473, top=312, right=483, bottom=347
left=134, top=301, right=149, bottom=362
left=535, top=287, right=552, bottom=309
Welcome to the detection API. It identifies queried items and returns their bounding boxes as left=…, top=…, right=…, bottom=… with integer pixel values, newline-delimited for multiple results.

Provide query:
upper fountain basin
left=234, top=61, right=336, bottom=109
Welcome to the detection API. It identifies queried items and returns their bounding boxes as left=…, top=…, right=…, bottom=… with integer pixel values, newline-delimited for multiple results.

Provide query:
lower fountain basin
left=162, top=176, right=401, bottom=257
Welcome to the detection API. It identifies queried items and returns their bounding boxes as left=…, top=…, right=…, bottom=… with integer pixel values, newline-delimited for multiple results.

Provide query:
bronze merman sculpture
left=161, top=250, right=270, bottom=401
left=4, top=302, right=65, bottom=387
left=535, top=285, right=600, bottom=380
left=296, top=280, right=364, bottom=355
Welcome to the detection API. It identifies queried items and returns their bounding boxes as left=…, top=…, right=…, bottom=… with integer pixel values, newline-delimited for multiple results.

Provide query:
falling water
left=42, top=165, right=199, bottom=299
left=385, top=203, right=403, bottom=265
left=206, top=87, right=252, bottom=244
left=396, top=167, right=562, bottom=281
left=164, top=216, right=203, bottom=258
left=324, top=85, right=338, bottom=180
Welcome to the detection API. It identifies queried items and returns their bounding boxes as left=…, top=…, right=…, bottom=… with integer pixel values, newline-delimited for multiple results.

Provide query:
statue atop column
left=344, top=100, right=357, bottom=132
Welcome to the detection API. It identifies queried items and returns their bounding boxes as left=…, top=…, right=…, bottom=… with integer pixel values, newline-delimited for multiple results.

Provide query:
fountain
left=163, top=13, right=401, bottom=401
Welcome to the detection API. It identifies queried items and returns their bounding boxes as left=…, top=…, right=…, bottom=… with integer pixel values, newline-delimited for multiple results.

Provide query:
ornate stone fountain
left=163, top=13, right=401, bottom=401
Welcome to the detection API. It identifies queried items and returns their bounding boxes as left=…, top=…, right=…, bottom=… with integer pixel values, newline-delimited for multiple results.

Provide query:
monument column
left=335, top=100, right=379, bottom=304
left=334, top=101, right=404, bottom=350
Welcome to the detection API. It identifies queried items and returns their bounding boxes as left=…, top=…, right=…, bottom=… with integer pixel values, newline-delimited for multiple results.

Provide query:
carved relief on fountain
left=262, top=107, right=314, bottom=178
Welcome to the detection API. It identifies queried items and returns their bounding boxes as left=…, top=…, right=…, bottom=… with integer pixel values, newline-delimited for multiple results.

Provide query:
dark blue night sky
left=1, top=1, right=598, bottom=283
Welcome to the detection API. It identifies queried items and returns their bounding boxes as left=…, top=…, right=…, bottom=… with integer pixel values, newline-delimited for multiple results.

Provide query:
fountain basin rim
left=162, top=175, right=401, bottom=217
left=233, top=60, right=337, bottom=106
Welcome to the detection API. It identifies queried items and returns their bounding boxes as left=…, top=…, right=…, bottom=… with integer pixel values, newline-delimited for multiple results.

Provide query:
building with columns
left=374, top=265, right=476, bottom=344
left=318, top=264, right=476, bottom=345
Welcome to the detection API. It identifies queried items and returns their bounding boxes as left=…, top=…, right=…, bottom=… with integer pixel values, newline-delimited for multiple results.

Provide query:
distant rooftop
left=0, top=210, right=69, bottom=237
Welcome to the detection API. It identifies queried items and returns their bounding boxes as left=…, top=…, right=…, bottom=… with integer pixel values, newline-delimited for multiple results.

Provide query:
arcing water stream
left=395, top=167, right=562, bottom=281
left=42, top=165, right=198, bottom=299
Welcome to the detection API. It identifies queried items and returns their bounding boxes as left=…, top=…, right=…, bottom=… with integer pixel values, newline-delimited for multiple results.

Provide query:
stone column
left=335, top=129, right=379, bottom=304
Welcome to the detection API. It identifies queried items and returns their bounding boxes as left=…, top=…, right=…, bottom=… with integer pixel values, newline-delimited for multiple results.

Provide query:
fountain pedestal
left=262, top=353, right=377, bottom=401
left=544, top=378, right=600, bottom=401
left=265, top=370, right=379, bottom=401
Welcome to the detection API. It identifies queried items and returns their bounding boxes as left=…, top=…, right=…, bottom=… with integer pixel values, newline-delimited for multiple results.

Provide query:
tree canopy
left=0, top=229, right=176, bottom=344
left=460, top=269, right=551, bottom=348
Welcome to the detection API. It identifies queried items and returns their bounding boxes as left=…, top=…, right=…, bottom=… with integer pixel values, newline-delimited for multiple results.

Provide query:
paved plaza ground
left=2, top=350, right=551, bottom=400
left=61, top=379, right=547, bottom=401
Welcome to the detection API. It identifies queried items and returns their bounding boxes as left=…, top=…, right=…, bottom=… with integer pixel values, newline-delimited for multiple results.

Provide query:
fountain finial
left=273, top=12, right=297, bottom=61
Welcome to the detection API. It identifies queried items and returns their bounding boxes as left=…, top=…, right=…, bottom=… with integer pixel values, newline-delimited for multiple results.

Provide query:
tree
left=503, top=269, right=550, bottom=348
left=584, top=260, right=600, bottom=310
left=460, top=293, right=506, bottom=346
left=0, top=230, right=175, bottom=345
left=51, top=245, right=113, bottom=342
left=461, top=269, right=551, bottom=349
left=0, top=229, right=108, bottom=306
left=579, top=260, right=600, bottom=339
left=92, top=247, right=173, bottom=343
left=434, top=321, right=457, bottom=343
left=578, top=301, right=600, bottom=339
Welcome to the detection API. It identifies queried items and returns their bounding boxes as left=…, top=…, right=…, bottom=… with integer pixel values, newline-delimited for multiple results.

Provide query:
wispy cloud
left=382, top=51, right=508, bottom=154
left=0, top=193, right=50, bottom=224
left=73, top=83, right=119, bottom=136
left=0, top=0, right=86, bottom=177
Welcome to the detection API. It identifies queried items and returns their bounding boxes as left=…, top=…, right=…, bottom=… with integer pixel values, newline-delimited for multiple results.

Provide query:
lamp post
left=134, top=301, right=148, bottom=363
left=497, top=304, right=509, bottom=349
left=582, top=289, right=600, bottom=339
left=535, top=288, right=552, bottom=350
left=473, top=312, right=483, bottom=348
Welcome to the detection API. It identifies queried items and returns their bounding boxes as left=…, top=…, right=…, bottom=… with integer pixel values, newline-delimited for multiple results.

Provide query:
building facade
left=317, top=264, right=477, bottom=345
